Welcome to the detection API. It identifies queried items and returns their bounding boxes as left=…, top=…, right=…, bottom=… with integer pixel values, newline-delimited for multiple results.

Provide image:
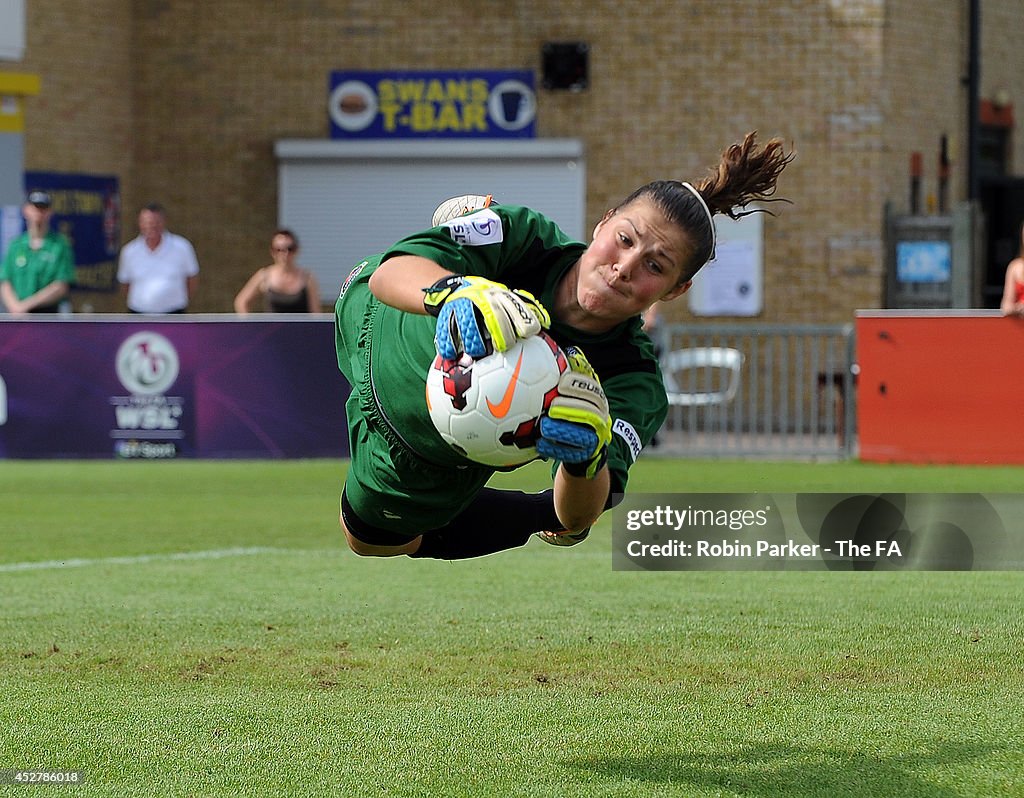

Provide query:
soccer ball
left=425, top=331, right=568, bottom=467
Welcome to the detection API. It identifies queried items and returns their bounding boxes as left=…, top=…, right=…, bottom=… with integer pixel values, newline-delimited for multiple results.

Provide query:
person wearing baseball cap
left=1, top=190, right=76, bottom=314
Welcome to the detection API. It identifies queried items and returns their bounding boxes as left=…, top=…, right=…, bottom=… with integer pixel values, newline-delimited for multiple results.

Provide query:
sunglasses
left=272, top=244, right=296, bottom=253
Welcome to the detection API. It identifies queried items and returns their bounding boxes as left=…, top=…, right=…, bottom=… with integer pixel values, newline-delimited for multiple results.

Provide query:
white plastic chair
left=662, top=347, right=744, bottom=407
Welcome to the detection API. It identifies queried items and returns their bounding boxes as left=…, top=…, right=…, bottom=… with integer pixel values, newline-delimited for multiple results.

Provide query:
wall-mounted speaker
left=542, top=42, right=589, bottom=91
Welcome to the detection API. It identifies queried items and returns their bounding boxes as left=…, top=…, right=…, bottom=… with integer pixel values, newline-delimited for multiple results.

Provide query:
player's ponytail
left=698, top=132, right=794, bottom=221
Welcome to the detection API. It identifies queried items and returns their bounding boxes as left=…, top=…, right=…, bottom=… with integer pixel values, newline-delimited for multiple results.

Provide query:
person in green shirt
left=1, top=190, right=75, bottom=314
left=334, top=132, right=794, bottom=560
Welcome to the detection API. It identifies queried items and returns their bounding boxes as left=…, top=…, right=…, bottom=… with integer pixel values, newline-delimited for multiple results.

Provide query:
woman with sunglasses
left=234, top=229, right=321, bottom=314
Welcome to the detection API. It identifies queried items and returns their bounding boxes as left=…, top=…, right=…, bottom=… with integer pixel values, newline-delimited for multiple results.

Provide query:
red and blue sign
left=328, top=70, right=536, bottom=139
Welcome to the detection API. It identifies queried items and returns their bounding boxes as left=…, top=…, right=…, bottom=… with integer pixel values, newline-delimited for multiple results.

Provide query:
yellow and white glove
left=424, top=275, right=550, bottom=359
left=537, top=346, right=612, bottom=479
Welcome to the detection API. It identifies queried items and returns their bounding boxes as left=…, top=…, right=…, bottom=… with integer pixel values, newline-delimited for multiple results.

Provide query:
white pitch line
left=0, top=546, right=308, bottom=573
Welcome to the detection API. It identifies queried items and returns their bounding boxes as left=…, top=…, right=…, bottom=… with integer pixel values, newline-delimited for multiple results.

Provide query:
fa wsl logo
left=116, top=332, right=179, bottom=395
left=111, top=332, right=185, bottom=452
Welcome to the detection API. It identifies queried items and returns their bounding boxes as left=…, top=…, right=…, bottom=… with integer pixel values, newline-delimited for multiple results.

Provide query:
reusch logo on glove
left=569, top=375, right=604, bottom=399
left=508, top=295, right=534, bottom=324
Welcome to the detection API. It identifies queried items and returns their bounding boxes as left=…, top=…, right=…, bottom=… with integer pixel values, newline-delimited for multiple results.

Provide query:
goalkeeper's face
left=573, top=198, right=692, bottom=328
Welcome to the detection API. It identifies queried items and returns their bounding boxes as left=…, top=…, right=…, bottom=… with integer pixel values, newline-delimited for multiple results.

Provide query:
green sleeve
left=602, top=368, right=668, bottom=495
left=381, top=205, right=572, bottom=283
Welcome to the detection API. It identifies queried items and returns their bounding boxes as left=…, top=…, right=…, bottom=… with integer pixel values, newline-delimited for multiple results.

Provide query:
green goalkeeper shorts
left=334, top=258, right=494, bottom=536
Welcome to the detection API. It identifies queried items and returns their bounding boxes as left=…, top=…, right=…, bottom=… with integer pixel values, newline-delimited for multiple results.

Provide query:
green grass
left=1, top=459, right=1022, bottom=797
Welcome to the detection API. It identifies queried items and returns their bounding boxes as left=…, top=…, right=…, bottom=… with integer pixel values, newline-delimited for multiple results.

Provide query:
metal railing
left=649, top=323, right=857, bottom=459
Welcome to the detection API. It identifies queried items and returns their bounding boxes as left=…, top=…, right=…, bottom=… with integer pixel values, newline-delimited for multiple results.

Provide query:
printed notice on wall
left=688, top=211, right=763, bottom=316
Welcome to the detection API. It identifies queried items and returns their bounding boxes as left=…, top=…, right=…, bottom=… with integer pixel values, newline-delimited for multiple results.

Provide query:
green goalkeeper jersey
left=335, top=204, right=667, bottom=531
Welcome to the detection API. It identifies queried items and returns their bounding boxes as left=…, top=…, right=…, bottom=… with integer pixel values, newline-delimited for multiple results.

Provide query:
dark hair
left=274, top=228, right=299, bottom=248
left=617, top=131, right=795, bottom=282
left=142, top=202, right=166, bottom=215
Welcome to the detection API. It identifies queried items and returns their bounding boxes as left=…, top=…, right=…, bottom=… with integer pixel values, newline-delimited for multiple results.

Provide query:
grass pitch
left=1, top=458, right=1022, bottom=797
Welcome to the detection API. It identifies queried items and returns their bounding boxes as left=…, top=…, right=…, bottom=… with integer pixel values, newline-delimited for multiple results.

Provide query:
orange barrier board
left=856, top=311, right=1024, bottom=464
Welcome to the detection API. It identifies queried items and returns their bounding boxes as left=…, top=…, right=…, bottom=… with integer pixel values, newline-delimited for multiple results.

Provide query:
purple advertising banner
left=0, top=317, right=349, bottom=459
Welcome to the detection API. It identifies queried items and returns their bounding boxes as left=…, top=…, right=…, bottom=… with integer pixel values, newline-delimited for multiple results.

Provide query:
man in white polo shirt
left=118, top=203, right=199, bottom=313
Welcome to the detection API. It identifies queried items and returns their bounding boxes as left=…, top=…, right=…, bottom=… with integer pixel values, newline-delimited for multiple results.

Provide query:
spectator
left=0, top=190, right=75, bottom=315
left=233, top=229, right=321, bottom=314
left=999, top=221, right=1024, bottom=317
left=118, top=203, right=199, bottom=313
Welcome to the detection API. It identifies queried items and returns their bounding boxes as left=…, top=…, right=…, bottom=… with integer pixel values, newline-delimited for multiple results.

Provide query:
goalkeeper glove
left=537, top=346, right=612, bottom=479
left=423, top=274, right=550, bottom=359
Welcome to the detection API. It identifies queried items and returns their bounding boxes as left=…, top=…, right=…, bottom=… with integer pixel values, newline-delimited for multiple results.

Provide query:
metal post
left=966, top=0, right=980, bottom=201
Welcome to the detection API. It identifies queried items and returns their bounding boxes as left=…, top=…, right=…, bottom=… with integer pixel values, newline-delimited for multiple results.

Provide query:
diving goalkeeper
left=334, top=132, right=793, bottom=560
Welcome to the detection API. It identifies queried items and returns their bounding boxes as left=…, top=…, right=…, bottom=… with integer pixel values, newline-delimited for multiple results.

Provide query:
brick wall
left=16, top=0, right=1024, bottom=318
